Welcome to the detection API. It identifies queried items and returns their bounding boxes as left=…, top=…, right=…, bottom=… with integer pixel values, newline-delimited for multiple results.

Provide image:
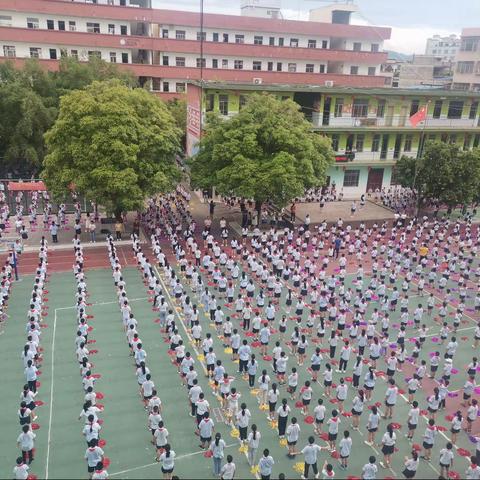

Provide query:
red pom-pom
left=420, top=409, right=428, bottom=416
left=448, top=471, right=460, bottom=480
left=375, top=402, right=382, bottom=408
left=398, top=388, right=405, bottom=394
left=304, top=415, right=314, bottom=424
left=88, top=326, right=94, bottom=332
left=103, top=457, right=110, bottom=468
left=245, top=331, right=255, bottom=337
left=96, top=392, right=104, bottom=399
left=96, top=403, right=104, bottom=409
left=263, top=355, right=273, bottom=361
left=27, top=475, right=38, bottom=480
left=342, top=412, right=352, bottom=417
left=412, top=443, right=421, bottom=451
left=457, top=448, right=471, bottom=457
left=391, top=422, right=402, bottom=429
left=295, top=400, right=303, bottom=408
left=436, top=426, right=447, bottom=432
left=92, top=373, right=101, bottom=379
left=204, top=450, right=213, bottom=458
left=251, top=341, right=261, bottom=348
left=87, top=339, right=96, bottom=344
left=99, top=439, right=106, bottom=447
left=331, top=451, right=340, bottom=459
left=34, top=400, right=44, bottom=407
left=445, top=415, right=454, bottom=421
left=329, top=398, right=338, bottom=404
left=90, top=349, right=99, bottom=355
left=32, top=423, right=40, bottom=430
left=320, top=432, right=329, bottom=441
left=87, top=315, right=94, bottom=319
left=35, top=381, right=41, bottom=389
left=98, top=419, right=104, bottom=425
left=344, top=376, right=353, bottom=382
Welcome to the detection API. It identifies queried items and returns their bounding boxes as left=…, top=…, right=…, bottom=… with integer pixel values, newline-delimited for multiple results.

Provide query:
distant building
left=425, top=34, right=460, bottom=63
left=309, top=1, right=358, bottom=25
left=241, top=0, right=282, bottom=19
left=452, top=28, right=480, bottom=91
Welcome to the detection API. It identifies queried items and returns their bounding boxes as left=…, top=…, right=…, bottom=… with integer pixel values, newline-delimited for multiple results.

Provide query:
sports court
left=1, top=221, right=479, bottom=480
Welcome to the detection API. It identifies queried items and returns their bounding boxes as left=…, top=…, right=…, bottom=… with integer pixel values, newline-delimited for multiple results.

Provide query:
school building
left=1, top=0, right=480, bottom=195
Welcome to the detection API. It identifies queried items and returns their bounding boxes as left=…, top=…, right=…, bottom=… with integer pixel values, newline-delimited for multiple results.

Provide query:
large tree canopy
left=190, top=93, right=334, bottom=208
left=42, top=80, right=182, bottom=216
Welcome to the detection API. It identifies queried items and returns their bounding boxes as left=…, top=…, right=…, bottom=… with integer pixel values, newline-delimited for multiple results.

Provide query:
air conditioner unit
left=253, top=77, right=263, bottom=85
left=324, top=80, right=334, bottom=87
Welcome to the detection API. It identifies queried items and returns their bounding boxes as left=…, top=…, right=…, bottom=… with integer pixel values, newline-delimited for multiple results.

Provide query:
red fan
left=374, top=402, right=382, bottom=408
left=420, top=409, right=428, bottom=416
left=362, top=359, right=370, bottom=364
left=304, top=416, right=314, bottom=424
left=263, top=355, right=273, bottom=361
left=37, top=371, right=42, bottom=376
left=445, top=415, right=454, bottom=422
left=374, top=371, right=386, bottom=377
left=342, top=412, right=352, bottom=417
left=391, top=422, right=402, bottom=429
left=167, top=350, right=176, bottom=356
left=412, top=443, right=421, bottom=452
left=40, top=324, right=48, bottom=328
left=27, top=475, right=38, bottom=480
left=457, top=448, right=471, bottom=457
left=331, top=451, right=340, bottom=459
left=98, top=419, right=104, bottom=425
left=448, top=472, right=460, bottom=480
left=99, top=439, right=107, bottom=447
left=204, top=450, right=213, bottom=458
left=320, top=432, right=329, bottom=441
left=320, top=348, right=329, bottom=354
left=96, top=403, right=105, bottom=409
left=34, top=400, right=44, bottom=407
left=90, top=349, right=99, bottom=355
left=398, top=388, right=405, bottom=395
left=436, top=426, right=447, bottom=432
left=103, top=457, right=110, bottom=468
left=329, top=398, right=338, bottom=404
left=331, top=383, right=337, bottom=389
left=87, top=339, right=96, bottom=344
left=35, top=381, right=41, bottom=389
left=245, top=331, right=255, bottom=337
left=87, top=315, right=95, bottom=319
left=88, top=326, right=94, bottom=332
left=96, top=392, right=105, bottom=400
left=92, top=373, right=101, bottom=379
left=251, top=341, right=261, bottom=348
left=295, top=400, right=303, bottom=408
left=32, top=423, right=40, bottom=430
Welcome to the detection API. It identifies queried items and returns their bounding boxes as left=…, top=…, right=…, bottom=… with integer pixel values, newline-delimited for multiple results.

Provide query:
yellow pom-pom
left=233, top=359, right=239, bottom=364
left=294, top=462, right=304, bottom=473
left=250, top=389, right=259, bottom=396
left=250, top=465, right=260, bottom=475
left=224, top=347, right=233, bottom=355
left=259, top=404, right=269, bottom=411
left=238, top=444, right=248, bottom=453
left=270, top=420, right=278, bottom=429
left=279, top=438, right=288, bottom=447
left=230, top=428, right=240, bottom=438
left=197, top=354, right=205, bottom=362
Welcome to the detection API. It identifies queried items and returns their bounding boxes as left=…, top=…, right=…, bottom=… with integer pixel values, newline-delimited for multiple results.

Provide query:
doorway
left=366, top=168, right=384, bottom=192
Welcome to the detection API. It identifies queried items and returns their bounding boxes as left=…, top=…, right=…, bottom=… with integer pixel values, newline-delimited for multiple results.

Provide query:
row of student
left=142, top=193, right=480, bottom=478
left=72, top=236, right=108, bottom=480
left=15, top=239, right=49, bottom=479
left=107, top=234, right=176, bottom=480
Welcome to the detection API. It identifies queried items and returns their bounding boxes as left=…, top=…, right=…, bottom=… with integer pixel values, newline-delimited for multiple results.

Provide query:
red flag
left=409, top=105, right=427, bottom=127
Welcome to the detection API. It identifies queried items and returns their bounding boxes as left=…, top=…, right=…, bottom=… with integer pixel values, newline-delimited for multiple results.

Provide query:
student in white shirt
left=13, top=457, right=29, bottom=480
left=258, top=449, right=275, bottom=480
left=91, top=461, right=109, bottom=480
left=339, top=430, right=352, bottom=470
left=247, top=424, right=261, bottom=466
left=16, top=425, right=35, bottom=465
left=361, top=456, right=378, bottom=480
left=439, top=442, right=454, bottom=479
left=84, top=438, right=104, bottom=478
left=210, top=432, right=226, bottom=476
left=159, top=444, right=175, bottom=480
left=299, top=435, right=325, bottom=479
left=402, top=451, right=419, bottom=479
left=220, top=455, right=236, bottom=480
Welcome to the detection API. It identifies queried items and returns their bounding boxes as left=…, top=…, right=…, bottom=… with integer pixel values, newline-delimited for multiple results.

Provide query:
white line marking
left=54, top=297, right=148, bottom=311
left=108, top=442, right=237, bottom=477
left=45, top=307, right=57, bottom=480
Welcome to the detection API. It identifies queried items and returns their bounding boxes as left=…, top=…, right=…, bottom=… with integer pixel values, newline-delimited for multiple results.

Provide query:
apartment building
left=452, top=28, right=480, bottom=91
left=0, top=0, right=391, bottom=96
left=425, top=34, right=460, bottom=63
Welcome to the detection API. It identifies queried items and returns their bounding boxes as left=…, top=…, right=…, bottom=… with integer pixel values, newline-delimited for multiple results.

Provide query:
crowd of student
left=13, top=239, right=49, bottom=479
left=132, top=186, right=480, bottom=479
left=73, top=236, right=109, bottom=479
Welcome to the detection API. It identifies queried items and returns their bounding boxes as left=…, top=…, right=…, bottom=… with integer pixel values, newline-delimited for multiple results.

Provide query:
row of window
left=2, top=45, right=129, bottom=63
left=153, top=80, right=185, bottom=93
left=161, top=28, right=380, bottom=52
left=456, top=61, right=480, bottom=75
left=461, top=37, right=479, bottom=52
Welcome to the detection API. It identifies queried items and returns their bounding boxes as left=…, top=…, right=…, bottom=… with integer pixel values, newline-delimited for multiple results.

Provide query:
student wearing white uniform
left=220, top=455, right=236, bottom=480
left=13, top=457, right=29, bottom=480
left=258, top=449, right=275, bottom=480
left=16, top=425, right=35, bottom=465
left=299, top=436, right=325, bottom=479
left=361, top=456, right=378, bottom=480
left=247, top=424, right=261, bottom=466
left=159, top=444, right=175, bottom=480
left=84, top=439, right=104, bottom=479
left=210, top=432, right=226, bottom=476
left=339, top=430, right=352, bottom=470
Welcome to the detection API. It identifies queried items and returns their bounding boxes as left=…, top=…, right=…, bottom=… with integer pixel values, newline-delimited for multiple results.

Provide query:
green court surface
left=0, top=246, right=479, bottom=479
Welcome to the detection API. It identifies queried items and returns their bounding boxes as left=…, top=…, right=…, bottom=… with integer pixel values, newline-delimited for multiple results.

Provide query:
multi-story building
left=425, top=34, right=460, bottom=63
left=0, top=0, right=391, bottom=97
left=185, top=82, right=480, bottom=195
left=240, top=0, right=282, bottom=20
left=452, top=28, right=480, bottom=91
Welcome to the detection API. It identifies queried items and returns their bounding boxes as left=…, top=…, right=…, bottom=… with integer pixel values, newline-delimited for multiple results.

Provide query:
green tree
left=42, top=80, right=182, bottom=217
left=190, top=93, right=333, bottom=210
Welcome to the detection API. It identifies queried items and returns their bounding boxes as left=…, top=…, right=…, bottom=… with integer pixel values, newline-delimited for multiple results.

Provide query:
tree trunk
left=255, top=199, right=262, bottom=216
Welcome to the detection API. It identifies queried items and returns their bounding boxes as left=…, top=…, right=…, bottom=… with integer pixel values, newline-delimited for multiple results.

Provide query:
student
left=91, top=461, right=108, bottom=480
left=16, top=425, right=35, bottom=465
left=236, top=403, right=251, bottom=445
left=210, top=432, right=226, bottom=476
left=154, top=422, right=169, bottom=461
left=339, top=430, right=352, bottom=470
left=422, top=419, right=437, bottom=461
left=327, top=410, right=340, bottom=452
left=402, top=451, right=419, bottom=479
left=247, top=424, right=261, bottom=466
left=220, top=455, right=236, bottom=480
left=380, top=424, right=396, bottom=469
left=361, top=456, right=378, bottom=480
left=277, top=398, right=290, bottom=438
left=258, top=449, right=275, bottom=480
left=299, top=436, right=324, bottom=479
left=13, top=457, right=29, bottom=480
left=439, top=442, right=454, bottom=478
left=407, top=401, right=420, bottom=441
left=159, top=444, right=176, bottom=480
left=84, top=438, right=104, bottom=480
left=199, top=412, right=215, bottom=449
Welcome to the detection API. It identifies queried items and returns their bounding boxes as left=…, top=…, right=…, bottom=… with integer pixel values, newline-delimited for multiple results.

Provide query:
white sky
left=152, top=0, right=479, bottom=54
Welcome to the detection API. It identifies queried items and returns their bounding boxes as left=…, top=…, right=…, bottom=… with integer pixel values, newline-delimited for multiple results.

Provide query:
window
left=305, top=64, right=314, bottom=73
left=269, top=37, right=275, bottom=46
left=355, top=134, right=364, bottom=152
left=267, top=62, right=273, bottom=71
left=352, top=98, right=369, bottom=117
left=196, top=58, right=206, bottom=68
left=457, top=61, right=474, bottom=74
left=60, top=48, right=67, bottom=58
left=461, top=37, right=478, bottom=52
left=253, top=61, right=262, bottom=71
left=234, top=60, right=243, bottom=70
left=410, top=100, right=419, bottom=116
left=58, top=20, right=65, bottom=31
left=0, top=15, right=12, bottom=27
left=350, top=66, right=359, bottom=75
left=108, top=24, right=115, bottom=34
left=239, top=95, right=248, bottom=110
left=222, top=59, right=228, bottom=68
left=371, top=134, right=380, bottom=152
left=87, top=22, right=100, bottom=33
left=367, top=67, right=376, bottom=76
left=235, top=34, right=244, bottom=44
left=120, top=25, right=127, bottom=35
left=334, top=98, right=343, bottom=117
left=3, top=45, right=15, bottom=57
left=290, top=38, right=298, bottom=47
left=162, top=29, right=169, bottom=38
left=219, top=94, right=229, bottom=115
left=70, top=49, right=78, bottom=59
left=29, top=47, right=41, bottom=58
left=276, top=62, right=282, bottom=71
left=278, top=37, right=284, bottom=46
left=121, top=53, right=128, bottom=64
left=175, top=30, right=186, bottom=40
left=449, top=133, right=457, bottom=144
left=288, top=63, right=297, bottom=72
left=447, top=100, right=464, bottom=119
left=176, top=57, right=185, bottom=67
left=343, top=170, right=360, bottom=187
left=162, top=56, right=169, bottom=66
left=152, top=78, right=161, bottom=91
left=48, top=48, right=57, bottom=60
left=308, top=39, right=317, bottom=48
left=331, top=134, right=339, bottom=151
left=176, top=82, right=185, bottom=93
left=404, top=134, right=413, bottom=152
left=27, top=17, right=39, bottom=29
left=371, top=43, right=379, bottom=53
left=319, top=64, right=325, bottom=73
left=212, top=32, right=219, bottom=42
left=212, top=59, right=218, bottom=68
left=463, top=134, right=471, bottom=150
left=433, top=100, right=442, bottom=118
left=223, top=33, right=229, bottom=43
left=322, top=40, right=328, bottom=49
left=254, top=36, right=263, bottom=45
left=353, top=42, right=362, bottom=51
left=88, top=51, right=101, bottom=59
left=197, top=31, right=206, bottom=41
left=469, top=101, right=479, bottom=119
left=69, top=21, right=76, bottom=31
left=163, top=81, right=169, bottom=92
left=110, top=52, right=117, bottom=63
left=47, top=19, right=54, bottom=30
left=206, top=94, right=215, bottom=112
left=376, top=99, right=385, bottom=118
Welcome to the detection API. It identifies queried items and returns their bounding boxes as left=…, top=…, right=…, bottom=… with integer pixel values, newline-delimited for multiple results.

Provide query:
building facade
left=453, top=28, right=480, bottom=91
left=425, top=34, right=460, bottom=63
